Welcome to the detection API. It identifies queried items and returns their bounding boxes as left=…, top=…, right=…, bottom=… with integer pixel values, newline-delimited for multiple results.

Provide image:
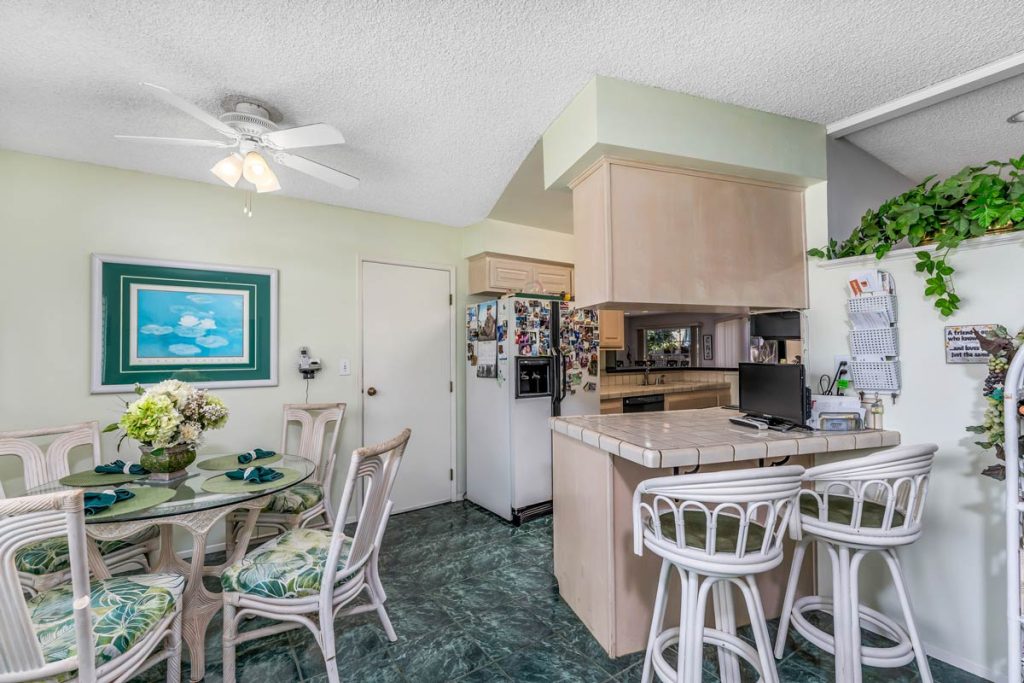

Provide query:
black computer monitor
left=738, top=363, right=807, bottom=426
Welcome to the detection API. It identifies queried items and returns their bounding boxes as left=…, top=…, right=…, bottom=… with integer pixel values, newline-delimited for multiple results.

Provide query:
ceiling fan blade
left=140, top=82, right=238, bottom=139
left=262, top=123, right=346, bottom=150
left=114, top=135, right=235, bottom=148
left=274, top=153, right=359, bottom=189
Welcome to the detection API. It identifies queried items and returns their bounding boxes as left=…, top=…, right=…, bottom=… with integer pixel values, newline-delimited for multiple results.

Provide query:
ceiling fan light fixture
left=242, top=151, right=271, bottom=183
left=1009, top=110, right=1024, bottom=124
left=254, top=168, right=281, bottom=193
left=210, top=153, right=243, bottom=187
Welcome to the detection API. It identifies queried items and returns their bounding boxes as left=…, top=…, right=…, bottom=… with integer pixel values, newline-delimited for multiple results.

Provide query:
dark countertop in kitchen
left=603, top=366, right=738, bottom=373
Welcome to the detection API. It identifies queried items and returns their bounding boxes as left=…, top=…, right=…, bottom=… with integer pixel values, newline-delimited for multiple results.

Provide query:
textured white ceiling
left=847, top=74, right=1024, bottom=182
left=3, top=1, right=1024, bottom=227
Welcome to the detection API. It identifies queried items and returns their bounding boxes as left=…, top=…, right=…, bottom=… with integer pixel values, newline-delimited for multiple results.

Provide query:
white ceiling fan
left=115, top=82, right=359, bottom=194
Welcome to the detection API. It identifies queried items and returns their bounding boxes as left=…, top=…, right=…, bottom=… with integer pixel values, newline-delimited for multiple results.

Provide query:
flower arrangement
left=966, top=326, right=1024, bottom=480
left=105, top=380, right=229, bottom=453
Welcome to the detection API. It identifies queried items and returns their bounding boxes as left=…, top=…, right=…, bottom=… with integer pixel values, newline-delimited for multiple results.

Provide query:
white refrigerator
left=466, top=294, right=600, bottom=524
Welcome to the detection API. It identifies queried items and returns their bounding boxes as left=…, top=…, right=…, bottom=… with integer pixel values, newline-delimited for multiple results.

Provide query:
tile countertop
left=600, top=381, right=731, bottom=400
left=549, top=407, right=900, bottom=469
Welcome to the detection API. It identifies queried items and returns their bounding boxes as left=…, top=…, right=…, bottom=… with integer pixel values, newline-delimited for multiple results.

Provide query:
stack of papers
left=848, top=306, right=894, bottom=330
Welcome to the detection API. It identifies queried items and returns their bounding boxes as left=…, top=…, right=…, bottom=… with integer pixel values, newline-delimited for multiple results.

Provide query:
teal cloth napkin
left=83, top=488, right=135, bottom=515
left=236, top=448, right=277, bottom=464
left=225, top=466, right=283, bottom=483
left=94, top=459, right=149, bottom=475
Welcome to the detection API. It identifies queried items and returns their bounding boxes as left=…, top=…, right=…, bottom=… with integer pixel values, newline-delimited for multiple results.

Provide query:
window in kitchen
left=644, top=327, right=695, bottom=367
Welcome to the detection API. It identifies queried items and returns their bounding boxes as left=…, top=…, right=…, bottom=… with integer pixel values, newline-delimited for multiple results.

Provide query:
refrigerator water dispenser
left=515, top=357, right=553, bottom=398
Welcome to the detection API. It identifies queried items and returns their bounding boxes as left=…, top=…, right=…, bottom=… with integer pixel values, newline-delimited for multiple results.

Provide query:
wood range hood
left=569, top=157, right=810, bottom=313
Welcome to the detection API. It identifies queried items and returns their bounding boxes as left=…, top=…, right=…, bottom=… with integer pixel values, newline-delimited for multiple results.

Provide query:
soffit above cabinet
left=543, top=77, right=827, bottom=191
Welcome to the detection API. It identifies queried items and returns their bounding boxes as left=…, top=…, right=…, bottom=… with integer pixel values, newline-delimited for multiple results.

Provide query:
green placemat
left=200, top=467, right=303, bottom=494
left=86, top=486, right=177, bottom=521
left=59, top=471, right=147, bottom=487
left=197, top=452, right=283, bottom=471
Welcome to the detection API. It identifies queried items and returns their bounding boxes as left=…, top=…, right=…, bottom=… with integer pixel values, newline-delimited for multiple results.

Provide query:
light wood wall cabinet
left=467, top=252, right=574, bottom=297
left=600, top=398, right=624, bottom=414
left=664, top=387, right=731, bottom=411
left=570, top=158, right=808, bottom=310
left=598, top=310, right=625, bottom=349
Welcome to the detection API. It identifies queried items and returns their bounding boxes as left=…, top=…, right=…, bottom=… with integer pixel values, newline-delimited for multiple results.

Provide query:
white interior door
left=361, top=260, right=454, bottom=512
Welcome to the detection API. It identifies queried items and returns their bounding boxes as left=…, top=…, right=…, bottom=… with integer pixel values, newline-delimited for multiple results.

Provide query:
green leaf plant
left=807, top=154, right=1024, bottom=316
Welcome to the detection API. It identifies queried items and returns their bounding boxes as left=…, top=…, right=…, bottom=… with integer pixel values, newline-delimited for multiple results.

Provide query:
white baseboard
left=922, top=640, right=1002, bottom=682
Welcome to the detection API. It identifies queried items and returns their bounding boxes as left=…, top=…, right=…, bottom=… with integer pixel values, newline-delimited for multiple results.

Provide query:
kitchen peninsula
left=549, top=407, right=900, bottom=658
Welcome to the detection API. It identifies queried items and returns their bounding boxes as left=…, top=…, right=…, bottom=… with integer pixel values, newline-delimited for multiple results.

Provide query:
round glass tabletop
left=26, top=454, right=315, bottom=523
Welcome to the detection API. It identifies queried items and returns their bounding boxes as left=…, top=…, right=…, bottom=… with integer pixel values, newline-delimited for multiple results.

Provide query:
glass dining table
left=28, top=453, right=315, bottom=682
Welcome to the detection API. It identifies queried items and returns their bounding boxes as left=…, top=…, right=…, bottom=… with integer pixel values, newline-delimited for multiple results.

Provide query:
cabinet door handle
left=366, top=387, right=378, bottom=396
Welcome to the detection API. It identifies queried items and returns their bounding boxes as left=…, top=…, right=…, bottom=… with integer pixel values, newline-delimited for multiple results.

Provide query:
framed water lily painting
left=91, top=254, right=278, bottom=393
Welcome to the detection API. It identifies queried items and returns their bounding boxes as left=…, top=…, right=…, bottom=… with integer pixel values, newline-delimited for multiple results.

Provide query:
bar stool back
left=774, top=443, right=937, bottom=683
left=633, top=465, right=804, bottom=683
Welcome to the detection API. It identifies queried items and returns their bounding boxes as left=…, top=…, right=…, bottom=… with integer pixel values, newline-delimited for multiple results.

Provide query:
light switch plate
left=338, top=359, right=351, bottom=376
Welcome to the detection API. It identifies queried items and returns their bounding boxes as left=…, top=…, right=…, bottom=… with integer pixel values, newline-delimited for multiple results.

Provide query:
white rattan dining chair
left=220, top=428, right=411, bottom=683
left=0, top=421, right=159, bottom=595
left=225, top=403, right=346, bottom=552
left=0, top=489, right=183, bottom=683
left=633, top=465, right=805, bottom=683
left=774, top=444, right=937, bottom=683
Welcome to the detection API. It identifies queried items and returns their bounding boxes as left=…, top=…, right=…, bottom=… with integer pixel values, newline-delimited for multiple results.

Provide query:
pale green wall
left=0, top=149, right=571, bottom=549
left=543, top=76, right=827, bottom=189
left=541, top=78, right=599, bottom=192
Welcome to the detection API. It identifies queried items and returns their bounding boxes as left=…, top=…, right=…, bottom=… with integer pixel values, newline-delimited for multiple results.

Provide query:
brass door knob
left=367, top=387, right=378, bottom=396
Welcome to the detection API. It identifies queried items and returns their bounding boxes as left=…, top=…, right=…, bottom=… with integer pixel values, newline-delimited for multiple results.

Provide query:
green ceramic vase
left=139, top=443, right=197, bottom=476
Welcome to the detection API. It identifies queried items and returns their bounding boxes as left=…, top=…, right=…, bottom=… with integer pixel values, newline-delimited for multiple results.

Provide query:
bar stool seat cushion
left=800, top=495, right=906, bottom=529
left=15, top=527, right=159, bottom=576
left=221, top=528, right=352, bottom=599
left=657, top=511, right=766, bottom=553
left=28, top=574, right=183, bottom=670
left=261, top=483, right=323, bottom=514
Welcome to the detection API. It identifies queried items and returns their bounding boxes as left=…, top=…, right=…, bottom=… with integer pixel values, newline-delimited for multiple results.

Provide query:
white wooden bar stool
left=774, top=444, right=937, bottom=683
left=633, top=465, right=804, bottom=683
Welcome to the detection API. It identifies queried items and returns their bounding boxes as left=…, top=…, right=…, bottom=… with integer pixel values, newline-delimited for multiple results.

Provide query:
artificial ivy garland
left=808, top=155, right=1024, bottom=317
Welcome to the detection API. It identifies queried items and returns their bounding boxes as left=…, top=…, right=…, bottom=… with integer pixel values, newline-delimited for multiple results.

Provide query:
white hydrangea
left=151, top=379, right=193, bottom=409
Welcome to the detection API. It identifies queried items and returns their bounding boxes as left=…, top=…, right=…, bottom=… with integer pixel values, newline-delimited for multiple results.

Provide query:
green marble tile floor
left=131, top=501, right=990, bottom=682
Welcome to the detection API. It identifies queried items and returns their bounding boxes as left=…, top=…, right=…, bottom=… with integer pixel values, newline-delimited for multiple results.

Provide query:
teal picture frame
left=91, top=254, right=278, bottom=393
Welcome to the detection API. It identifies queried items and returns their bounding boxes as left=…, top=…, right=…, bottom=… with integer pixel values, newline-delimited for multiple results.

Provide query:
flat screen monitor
left=738, top=363, right=807, bottom=425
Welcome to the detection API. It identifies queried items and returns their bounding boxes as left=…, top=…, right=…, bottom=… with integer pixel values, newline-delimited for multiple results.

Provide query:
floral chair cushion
left=28, top=574, right=182, bottom=669
left=261, top=483, right=323, bottom=514
left=16, top=528, right=159, bottom=576
left=221, top=528, right=351, bottom=599
left=15, top=528, right=157, bottom=577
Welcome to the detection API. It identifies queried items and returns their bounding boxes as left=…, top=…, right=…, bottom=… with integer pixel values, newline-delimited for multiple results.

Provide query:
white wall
left=806, top=179, right=1015, bottom=679
left=0, top=150, right=572, bottom=547
left=827, top=138, right=915, bottom=243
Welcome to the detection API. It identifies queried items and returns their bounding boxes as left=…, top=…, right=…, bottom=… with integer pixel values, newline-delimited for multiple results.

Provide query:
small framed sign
left=944, top=324, right=996, bottom=364
left=702, top=334, right=714, bottom=361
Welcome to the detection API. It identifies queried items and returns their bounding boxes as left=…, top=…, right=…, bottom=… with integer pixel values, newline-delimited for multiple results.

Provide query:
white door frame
left=358, top=256, right=458, bottom=505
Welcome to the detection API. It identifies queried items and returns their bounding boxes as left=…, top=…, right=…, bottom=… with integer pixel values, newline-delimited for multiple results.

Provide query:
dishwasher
left=623, top=394, right=665, bottom=412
